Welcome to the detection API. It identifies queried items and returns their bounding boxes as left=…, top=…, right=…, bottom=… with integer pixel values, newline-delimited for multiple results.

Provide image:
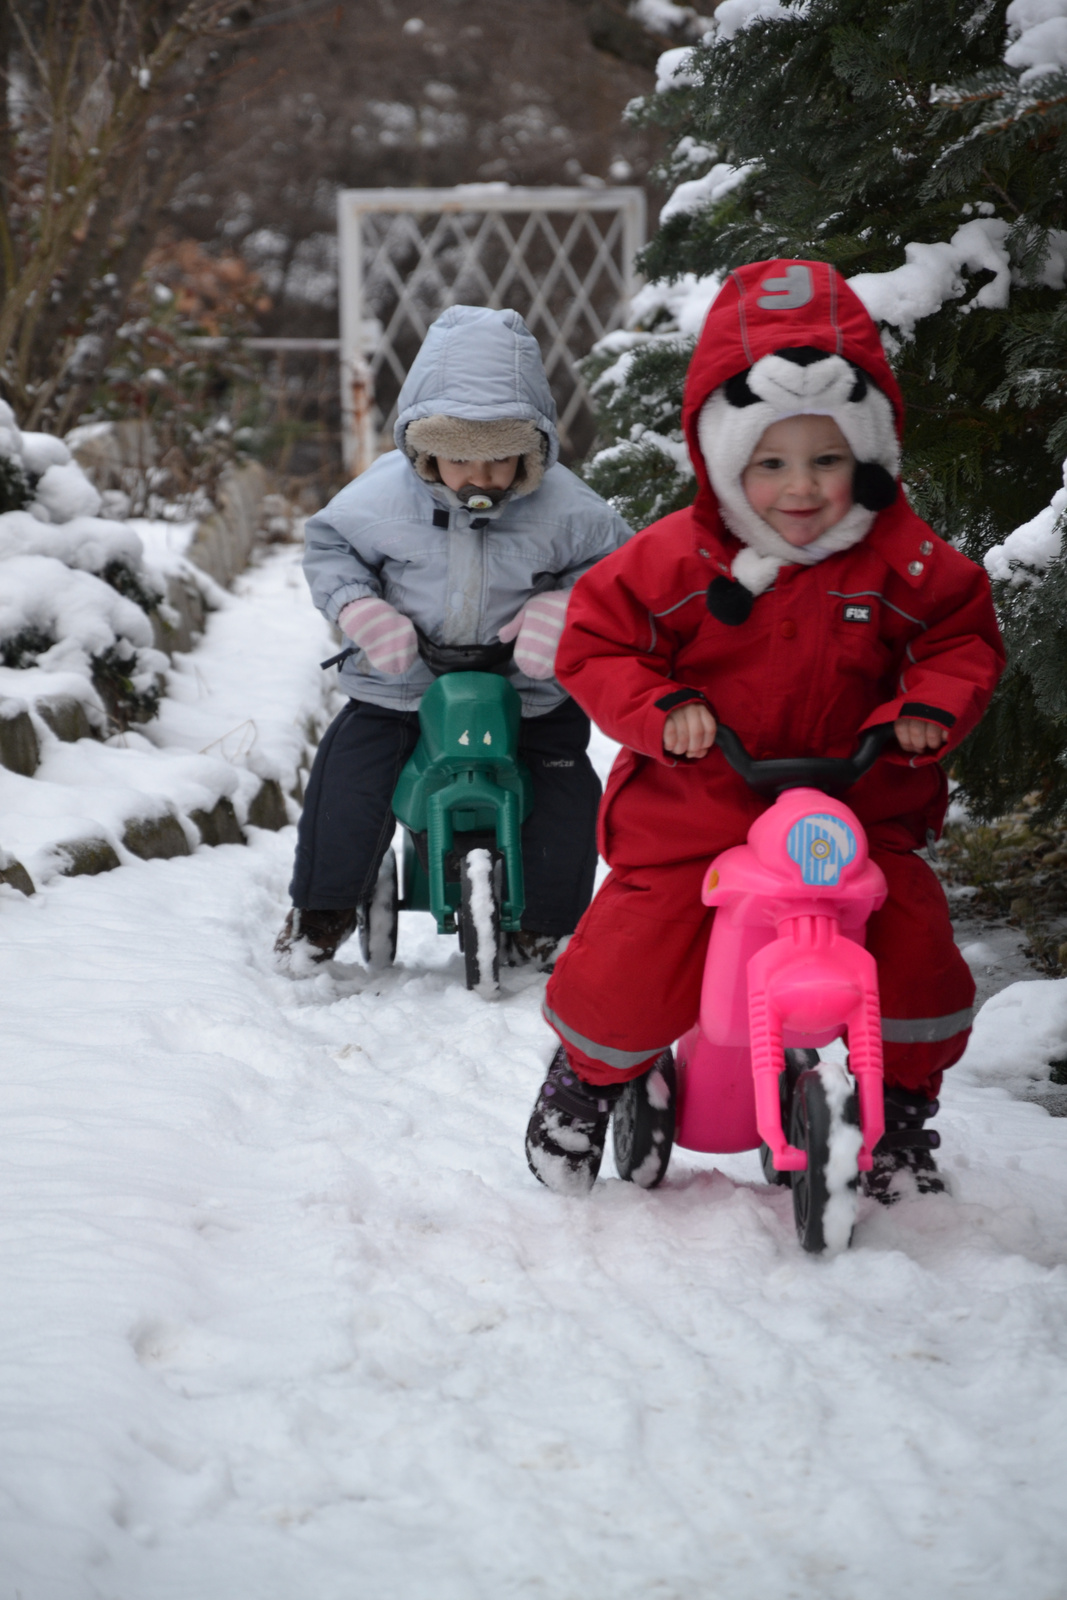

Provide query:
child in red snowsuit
left=525, top=258, right=1005, bottom=1200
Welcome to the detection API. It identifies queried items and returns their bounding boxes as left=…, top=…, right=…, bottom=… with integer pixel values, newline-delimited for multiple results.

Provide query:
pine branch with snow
left=581, top=335, right=697, bottom=526
left=601, top=0, right=1067, bottom=552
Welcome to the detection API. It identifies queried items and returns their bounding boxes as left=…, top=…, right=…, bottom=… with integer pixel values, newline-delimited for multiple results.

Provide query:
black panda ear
left=706, top=576, right=754, bottom=625
left=723, top=370, right=760, bottom=407
left=853, top=461, right=897, bottom=511
left=848, top=365, right=868, bottom=402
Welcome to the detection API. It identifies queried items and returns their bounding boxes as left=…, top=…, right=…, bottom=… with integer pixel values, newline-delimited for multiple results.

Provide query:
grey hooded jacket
left=302, top=305, right=633, bottom=715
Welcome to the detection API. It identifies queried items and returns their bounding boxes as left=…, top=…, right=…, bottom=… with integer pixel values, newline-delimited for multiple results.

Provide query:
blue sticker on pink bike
left=786, top=814, right=858, bottom=886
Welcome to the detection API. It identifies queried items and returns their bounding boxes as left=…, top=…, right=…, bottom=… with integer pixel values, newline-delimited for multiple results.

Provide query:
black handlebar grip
left=415, top=628, right=516, bottom=677
left=712, top=722, right=897, bottom=797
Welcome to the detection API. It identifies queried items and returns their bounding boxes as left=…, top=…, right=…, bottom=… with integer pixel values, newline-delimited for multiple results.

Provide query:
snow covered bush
left=584, top=0, right=1067, bottom=815
left=0, top=403, right=170, bottom=732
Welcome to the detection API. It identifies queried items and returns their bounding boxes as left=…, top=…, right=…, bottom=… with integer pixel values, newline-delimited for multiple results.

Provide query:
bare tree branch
left=0, top=0, right=265, bottom=418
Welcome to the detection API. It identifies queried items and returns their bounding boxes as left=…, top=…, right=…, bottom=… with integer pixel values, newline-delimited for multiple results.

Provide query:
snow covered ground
left=3, top=551, right=1067, bottom=1598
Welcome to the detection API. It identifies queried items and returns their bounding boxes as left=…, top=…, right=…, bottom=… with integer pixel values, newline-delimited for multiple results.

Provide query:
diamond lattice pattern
left=350, top=196, right=642, bottom=463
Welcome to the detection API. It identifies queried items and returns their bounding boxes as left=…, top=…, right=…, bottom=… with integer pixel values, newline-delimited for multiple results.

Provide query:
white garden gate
left=337, top=185, right=646, bottom=475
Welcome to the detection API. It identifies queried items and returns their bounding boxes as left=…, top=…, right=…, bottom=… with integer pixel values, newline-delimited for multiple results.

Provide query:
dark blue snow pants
left=289, top=695, right=602, bottom=936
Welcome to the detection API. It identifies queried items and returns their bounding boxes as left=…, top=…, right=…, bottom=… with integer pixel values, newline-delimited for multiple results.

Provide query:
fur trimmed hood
left=394, top=305, right=557, bottom=510
left=404, top=413, right=547, bottom=499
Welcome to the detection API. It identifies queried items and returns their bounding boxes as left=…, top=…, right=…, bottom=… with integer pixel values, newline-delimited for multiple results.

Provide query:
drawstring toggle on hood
left=706, top=574, right=755, bottom=627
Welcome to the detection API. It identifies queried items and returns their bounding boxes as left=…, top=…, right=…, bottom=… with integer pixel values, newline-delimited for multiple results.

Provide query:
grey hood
left=393, top=305, right=560, bottom=476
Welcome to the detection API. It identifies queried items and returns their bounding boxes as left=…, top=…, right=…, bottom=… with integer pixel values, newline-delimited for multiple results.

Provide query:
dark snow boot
left=274, top=906, right=358, bottom=972
left=525, top=1046, right=622, bottom=1195
left=864, top=1085, right=946, bottom=1205
left=504, top=930, right=569, bottom=972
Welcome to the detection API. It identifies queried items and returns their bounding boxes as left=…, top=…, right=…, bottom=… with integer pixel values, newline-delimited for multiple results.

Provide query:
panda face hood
left=681, top=260, right=904, bottom=597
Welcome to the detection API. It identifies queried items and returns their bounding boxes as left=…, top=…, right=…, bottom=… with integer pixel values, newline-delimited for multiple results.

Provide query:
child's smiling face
left=741, top=414, right=855, bottom=547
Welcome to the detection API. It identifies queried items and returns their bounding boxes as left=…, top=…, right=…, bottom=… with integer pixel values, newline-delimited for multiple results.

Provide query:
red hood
left=681, top=259, right=904, bottom=518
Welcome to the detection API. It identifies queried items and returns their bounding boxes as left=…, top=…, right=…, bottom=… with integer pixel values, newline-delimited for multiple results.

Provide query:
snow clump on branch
left=654, top=45, right=703, bottom=90
left=984, top=460, right=1067, bottom=586
left=652, top=0, right=804, bottom=92
left=659, top=162, right=757, bottom=223
left=710, top=0, right=805, bottom=40
left=849, top=218, right=1067, bottom=339
left=1004, top=0, right=1067, bottom=82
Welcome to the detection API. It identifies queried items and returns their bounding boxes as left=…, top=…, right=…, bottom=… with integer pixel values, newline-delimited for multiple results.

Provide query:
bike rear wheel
left=358, top=847, right=398, bottom=969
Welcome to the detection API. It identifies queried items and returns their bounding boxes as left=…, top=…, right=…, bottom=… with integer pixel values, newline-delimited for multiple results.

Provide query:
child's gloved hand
left=498, top=590, right=571, bottom=679
left=664, top=703, right=717, bottom=760
left=338, top=597, right=418, bottom=675
left=894, top=717, right=949, bottom=755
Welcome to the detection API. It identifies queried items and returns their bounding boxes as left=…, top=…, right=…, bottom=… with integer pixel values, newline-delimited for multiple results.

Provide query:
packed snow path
left=3, top=559, right=1067, bottom=1598
left=6, top=830, right=1067, bottom=1595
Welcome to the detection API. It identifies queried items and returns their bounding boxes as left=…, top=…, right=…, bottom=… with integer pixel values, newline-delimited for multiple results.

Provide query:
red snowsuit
left=545, top=260, right=1005, bottom=1097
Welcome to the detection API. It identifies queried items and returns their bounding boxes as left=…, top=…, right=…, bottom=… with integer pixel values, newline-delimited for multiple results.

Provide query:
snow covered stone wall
left=0, top=405, right=172, bottom=765
left=0, top=409, right=333, bottom=895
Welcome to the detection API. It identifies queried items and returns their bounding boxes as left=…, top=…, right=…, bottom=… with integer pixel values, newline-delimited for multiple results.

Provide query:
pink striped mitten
left=498, top=590, right=571, bottom=680
left=338, top=597, right=418, bottom=675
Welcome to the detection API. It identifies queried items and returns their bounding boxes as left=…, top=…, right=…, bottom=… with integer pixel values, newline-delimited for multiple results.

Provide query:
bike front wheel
left=458, top=847, right=502, bottom=997
left=760, top=1048, right=819, bottom=1187
left=789, top=1062, right=861, bottom=1254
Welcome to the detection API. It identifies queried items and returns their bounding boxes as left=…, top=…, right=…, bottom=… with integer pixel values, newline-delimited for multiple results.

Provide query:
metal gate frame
left=337, top=185, right=646, bottom=475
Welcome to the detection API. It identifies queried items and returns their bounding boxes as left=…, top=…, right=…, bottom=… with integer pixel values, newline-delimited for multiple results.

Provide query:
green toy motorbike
left=356, top=632, right=533, bottom=995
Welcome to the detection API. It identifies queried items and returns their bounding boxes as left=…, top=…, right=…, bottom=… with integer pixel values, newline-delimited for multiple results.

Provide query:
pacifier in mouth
left=457, top=483, right=508, bottom=511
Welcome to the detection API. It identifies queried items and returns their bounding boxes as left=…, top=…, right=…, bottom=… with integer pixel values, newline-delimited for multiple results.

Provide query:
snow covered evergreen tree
left=586, top=0, right=1067, bottom=816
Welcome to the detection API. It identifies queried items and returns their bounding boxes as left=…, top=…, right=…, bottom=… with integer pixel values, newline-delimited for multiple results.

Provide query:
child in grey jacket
left=276, top=305, right=632, bottom=970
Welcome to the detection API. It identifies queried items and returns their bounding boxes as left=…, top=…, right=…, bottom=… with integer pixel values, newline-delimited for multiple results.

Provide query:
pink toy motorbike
left=611, top=723, right=896, bottom=1254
